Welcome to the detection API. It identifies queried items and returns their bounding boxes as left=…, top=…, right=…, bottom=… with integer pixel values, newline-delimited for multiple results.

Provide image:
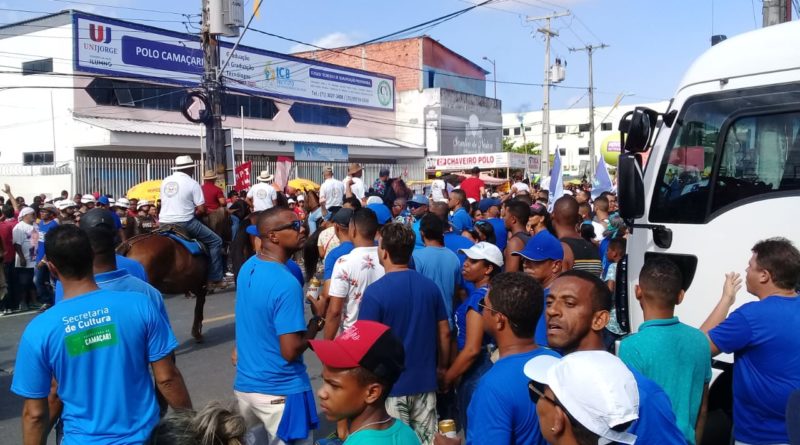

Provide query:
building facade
left=502, top=101, right=669, bottom=177
left=0, top=11, right=427, bottom=200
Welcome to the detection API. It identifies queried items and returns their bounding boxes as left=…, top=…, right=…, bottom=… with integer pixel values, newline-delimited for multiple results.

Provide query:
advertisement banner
left=294, top=143, right=349, bottom=162
left=73, top=13, right=395, bottom=111
left=428, top=152, right=532, bottom=171
left=235, top=161, right=252, bottom=192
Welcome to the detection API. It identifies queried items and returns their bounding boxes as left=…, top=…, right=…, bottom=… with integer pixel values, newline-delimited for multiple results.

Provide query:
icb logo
left=89, top=24, right=112, bottom=44
left=377, top=80, right=392, bottom=107
left=264, top=62, right=291, bottom=81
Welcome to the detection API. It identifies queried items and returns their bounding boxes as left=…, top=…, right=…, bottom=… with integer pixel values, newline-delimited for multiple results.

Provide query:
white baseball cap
left=366, top=196, right=384, bottom=205
left=297, top=195, right=305, bottom=201
left=288, top=198, right=296, bottom=204
left=459, top=242, right=504, bottom=268
left=524, top=351, right=640, bottom=445
left=81, top=194, right=96, bottom=204
left=56, top=199, right=76, bottom=210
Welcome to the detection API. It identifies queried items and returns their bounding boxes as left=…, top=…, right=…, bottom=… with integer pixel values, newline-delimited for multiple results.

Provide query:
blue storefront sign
left=294, top=143, right=349, bottom=162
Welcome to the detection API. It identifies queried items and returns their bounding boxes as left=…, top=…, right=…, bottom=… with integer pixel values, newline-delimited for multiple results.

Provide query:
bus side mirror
left=618, top=153, right=645, bottom=220
left=620, top=107, right=659, bottom=153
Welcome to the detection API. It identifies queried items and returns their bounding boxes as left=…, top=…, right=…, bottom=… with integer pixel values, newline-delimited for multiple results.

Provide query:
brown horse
left=118, top=232, right=209, bottom=342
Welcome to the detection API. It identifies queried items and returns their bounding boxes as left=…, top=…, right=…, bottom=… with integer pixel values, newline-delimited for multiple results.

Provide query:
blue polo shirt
left=619, top=317, right=711, bottom=444
left=449, top=207, right=473, bottom=234
left=534, top=288, right=549, bottom=347
left=11, top=289, right=177, bottom=445
left=709, top=295, right=800, bottom=444
left=234, top=257, right=311, bottom=395
left=358, top=270, right=447, bottom=396
left=466, top=348, right=560, bottom=445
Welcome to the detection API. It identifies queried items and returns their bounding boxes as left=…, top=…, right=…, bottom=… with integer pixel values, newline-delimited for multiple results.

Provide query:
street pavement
left=0, top=288, right=336, bottom=444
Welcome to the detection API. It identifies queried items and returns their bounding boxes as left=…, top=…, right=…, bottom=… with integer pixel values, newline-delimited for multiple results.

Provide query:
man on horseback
left=159, top=155, right=225, bottom=289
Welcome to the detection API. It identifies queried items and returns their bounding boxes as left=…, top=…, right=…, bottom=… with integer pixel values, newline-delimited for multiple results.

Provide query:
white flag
left=548, top=148, right=564, bottom=212
left=591, top=156, right=614, bottom=200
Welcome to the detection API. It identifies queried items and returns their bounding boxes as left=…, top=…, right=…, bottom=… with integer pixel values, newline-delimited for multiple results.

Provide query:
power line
left=46, top=0, right=195, bottom=16
left=0, top=7, right=198, bottom=23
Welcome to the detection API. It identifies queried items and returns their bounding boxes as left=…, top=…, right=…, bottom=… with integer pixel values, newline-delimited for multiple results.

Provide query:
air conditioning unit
left=568, top=125, right=579, bottom=134
left=556, top=134, right=564, bottom=139
left=578, top=132, right=585, bottom=138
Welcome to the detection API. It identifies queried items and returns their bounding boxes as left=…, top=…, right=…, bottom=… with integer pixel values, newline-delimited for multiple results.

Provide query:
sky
left=0, top=0, right=775, bottom=114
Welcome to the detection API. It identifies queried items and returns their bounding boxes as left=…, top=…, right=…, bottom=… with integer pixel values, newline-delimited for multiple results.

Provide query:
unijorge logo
left=89, top=24, right=112, bottom=44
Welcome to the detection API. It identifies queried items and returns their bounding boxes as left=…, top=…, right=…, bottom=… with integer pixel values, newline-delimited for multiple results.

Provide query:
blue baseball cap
left=246, top=224, right=259, bottom=236
left=513, top=230, right=564, bottom=261
left=408, top=194, right=429, bottom=207
left=97, top=195, right=110, bottom=206
left=478, top=198, right=501, bottom=213
left=366, top=203, right=392, bottom=225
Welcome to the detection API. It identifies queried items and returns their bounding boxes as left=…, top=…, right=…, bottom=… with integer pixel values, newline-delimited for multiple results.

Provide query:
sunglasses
left=271, top=220, right=303, bottom=233
left=528, top=381, right=561, bottom=407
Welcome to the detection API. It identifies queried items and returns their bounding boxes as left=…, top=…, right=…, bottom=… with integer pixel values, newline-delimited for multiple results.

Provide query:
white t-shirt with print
left=13, top=221, right=37, bottom=268
left=320, top=178, right=345, bottom=209
left=329, top=246, right=385, bottom=332
left=159, top=171, right=205, bottom=224
left=247, top=182, right=278, bottom=211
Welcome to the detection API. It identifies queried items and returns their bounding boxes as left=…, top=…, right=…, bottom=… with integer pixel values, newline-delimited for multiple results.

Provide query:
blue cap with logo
left=366, top=203, right=392, bottom=225
left=409, top=194, right=429, bottom=207
left=512, top=230, right=564, bottom=261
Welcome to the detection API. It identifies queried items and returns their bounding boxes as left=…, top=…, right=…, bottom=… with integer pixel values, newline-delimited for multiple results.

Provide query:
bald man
left=551, top=196, right=602, bottom=277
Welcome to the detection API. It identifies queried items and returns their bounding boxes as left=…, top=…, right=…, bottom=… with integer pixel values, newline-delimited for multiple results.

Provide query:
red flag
left=235, top=161, right=252, bottom=192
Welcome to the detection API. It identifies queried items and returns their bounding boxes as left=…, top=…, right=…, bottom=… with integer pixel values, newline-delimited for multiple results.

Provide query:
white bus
left=615, top=20, right=800, bottom=442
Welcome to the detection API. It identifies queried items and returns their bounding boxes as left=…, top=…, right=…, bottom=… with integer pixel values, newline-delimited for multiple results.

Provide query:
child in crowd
left=311, top=320, right=421, bottom=445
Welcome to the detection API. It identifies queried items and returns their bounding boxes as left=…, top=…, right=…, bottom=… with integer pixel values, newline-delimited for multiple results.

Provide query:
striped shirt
left=561, top=237, right=603, bottom=277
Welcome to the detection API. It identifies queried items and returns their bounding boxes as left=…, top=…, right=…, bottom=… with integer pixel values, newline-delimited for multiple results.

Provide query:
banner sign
left=294, top=143, right=349, bottom=162
left=235, top=161, right=252, bottom=192
left=73, top=12, right=395, bottom=111
left=428, top=152, right=530, bottom=171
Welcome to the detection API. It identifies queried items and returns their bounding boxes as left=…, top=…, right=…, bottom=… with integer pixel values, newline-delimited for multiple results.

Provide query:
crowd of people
left=5, top=156, right=800, bottom=445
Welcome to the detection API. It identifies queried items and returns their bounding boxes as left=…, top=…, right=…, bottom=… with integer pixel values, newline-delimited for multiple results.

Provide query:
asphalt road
left=0, top=288, right=336, bottom=444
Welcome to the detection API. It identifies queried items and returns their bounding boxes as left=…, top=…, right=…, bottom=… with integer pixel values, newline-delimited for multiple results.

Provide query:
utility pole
left=763, top=0, right=791, bottom=27
left=527, top=10, right=570, bottom=179
left=569, top=43, right=607, bottom=182
left=201, top=0, right=225, bottom=176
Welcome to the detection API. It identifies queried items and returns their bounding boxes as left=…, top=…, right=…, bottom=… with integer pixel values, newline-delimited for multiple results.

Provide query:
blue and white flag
left=548, top=148, right=564, bottom=212
left=591, top=156, right=614, bottom=200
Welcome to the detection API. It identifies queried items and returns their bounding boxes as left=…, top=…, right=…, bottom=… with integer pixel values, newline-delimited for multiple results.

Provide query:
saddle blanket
left=164, top=233, right=205, bottom=256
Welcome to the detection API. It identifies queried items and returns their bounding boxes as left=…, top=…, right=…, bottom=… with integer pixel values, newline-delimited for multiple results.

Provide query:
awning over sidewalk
left=72, top=116, right=426, bottom=159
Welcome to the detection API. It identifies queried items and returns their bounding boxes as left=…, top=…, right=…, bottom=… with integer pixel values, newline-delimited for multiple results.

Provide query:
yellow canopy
left=127, top=180, right=162, bottom=202
left=288, top=178, right=319, bottom=192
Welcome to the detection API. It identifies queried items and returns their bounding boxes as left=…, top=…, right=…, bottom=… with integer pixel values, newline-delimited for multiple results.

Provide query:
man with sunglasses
left=233, top=207, right=322, bottom=445
left=435, top=272, right=559, bottom=445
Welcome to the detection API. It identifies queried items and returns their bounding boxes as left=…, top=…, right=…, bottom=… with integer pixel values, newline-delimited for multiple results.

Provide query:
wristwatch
left=309, top=316, right=325, bottom=331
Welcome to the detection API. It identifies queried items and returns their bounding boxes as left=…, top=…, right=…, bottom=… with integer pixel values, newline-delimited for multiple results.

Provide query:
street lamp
left=482, top=56, right=497, bottom=99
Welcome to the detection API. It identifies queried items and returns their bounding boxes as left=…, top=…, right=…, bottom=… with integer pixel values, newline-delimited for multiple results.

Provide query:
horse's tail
left=302, top=225, right=324, bottom=282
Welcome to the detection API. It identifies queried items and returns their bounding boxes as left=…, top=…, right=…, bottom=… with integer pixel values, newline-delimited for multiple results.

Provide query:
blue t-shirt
left=627, top=367, right=686, bottom=445
left=412, top=218, right=424, bottom=248
left=115, top=254, right=148, bottom=282
left=323, top=241, right=354, bottom=280
left=443, top=232, right=474, bottom=264
left=234, top=257, right=311, bottom=395
left=709, top=295, right=800, bottom=444
left=534, top=288, right=549, bottom=347
left=454, top=286, right=489, bottom=351
left=286, top=258, right=304, bottom=287
left=466, top=348, right=560, bottom=445
left=111, top=211, right=122, bottom=230
left=359, top=270, right=447, bottom=396
left=92, top=269, right=171, bottom=326
left=11, top=289, right=177, bottom=445
left=449, top=208, right=473, bottom=234
left=485, top=218, right=508, bottom=252
left=54, top=255, right=149, bottom=304
left=36, top=219, right=59, bottom=262
left=412, top=246, right=462, bottom=324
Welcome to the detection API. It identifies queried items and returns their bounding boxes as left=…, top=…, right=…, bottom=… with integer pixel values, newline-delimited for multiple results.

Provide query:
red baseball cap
left=310, top=321, right=405, bottom=384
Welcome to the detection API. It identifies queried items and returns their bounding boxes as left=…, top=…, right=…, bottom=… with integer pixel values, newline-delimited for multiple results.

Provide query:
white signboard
left=73, top=12, right=395, bottom=110
left=428, top=152, right=532, bottom=171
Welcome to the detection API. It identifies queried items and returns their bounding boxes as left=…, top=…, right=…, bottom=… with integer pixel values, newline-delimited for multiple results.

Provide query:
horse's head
left=304, top=190, right=320, bottom=211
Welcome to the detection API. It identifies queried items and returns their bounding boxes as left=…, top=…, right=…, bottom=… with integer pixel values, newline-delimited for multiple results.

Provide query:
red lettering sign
left=235, top=161, right=252, bottom=192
